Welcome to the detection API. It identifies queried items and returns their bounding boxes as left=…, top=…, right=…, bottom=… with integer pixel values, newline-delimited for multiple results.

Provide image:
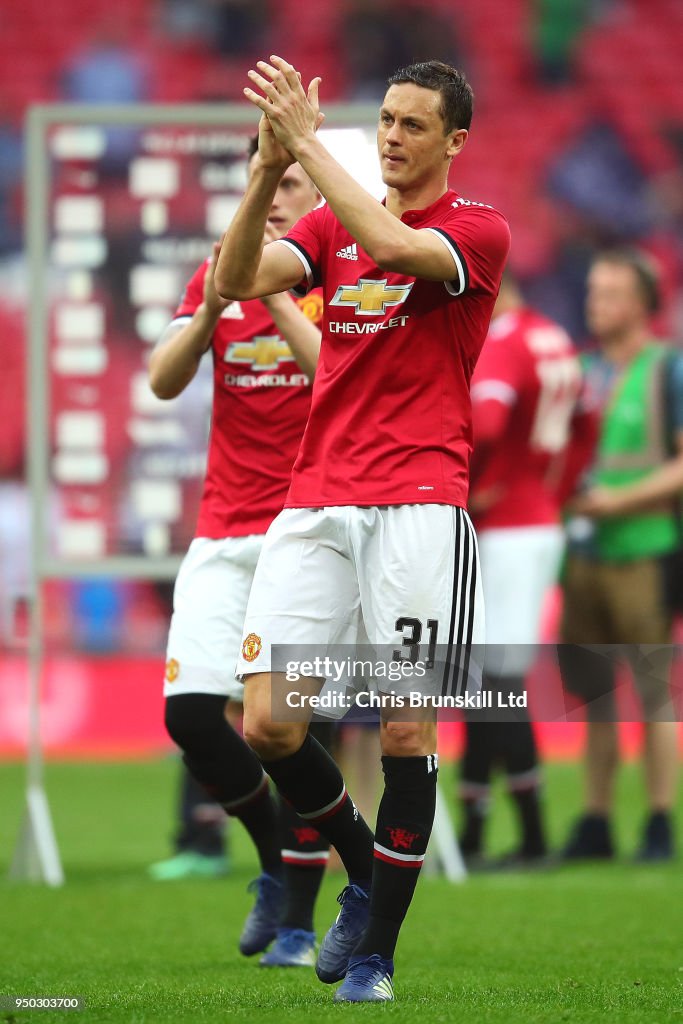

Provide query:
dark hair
left=592, top=248, right=662, bottom=314
left=247, top=134, right=259, bottom=160
left=387, top=61, right=473, bottom=133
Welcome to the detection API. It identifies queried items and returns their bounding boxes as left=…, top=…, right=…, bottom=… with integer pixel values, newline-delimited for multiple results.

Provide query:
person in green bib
left=559, top=248, right=682, bottom=862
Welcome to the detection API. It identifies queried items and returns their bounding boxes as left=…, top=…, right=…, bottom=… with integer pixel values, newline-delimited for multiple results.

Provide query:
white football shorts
left=478, top=524, right=564, bottom=675
left=236, top=504, right=485, bottom=701
left=163, top=535, right=264, bottom=700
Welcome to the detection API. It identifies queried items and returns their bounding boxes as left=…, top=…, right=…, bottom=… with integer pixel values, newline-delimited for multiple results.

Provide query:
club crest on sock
left=386, top=827, right=420, bottom=851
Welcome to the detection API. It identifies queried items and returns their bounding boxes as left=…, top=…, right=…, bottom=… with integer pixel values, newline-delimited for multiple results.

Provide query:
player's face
left=586, top=262, right=648, bottom=340
left=377, top=84, right=465, bottom=192
left=249, top=157, right=319, bottom=239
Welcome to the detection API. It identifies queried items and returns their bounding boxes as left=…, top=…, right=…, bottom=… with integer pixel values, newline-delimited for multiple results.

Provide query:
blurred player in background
left=149, top=766, right=230, bottom=880
left=560, top=248, right=682, bottom=862
left=459, top=269, right=585, bottom=867
left=148, top=136, right=332, bottom=968
left=216, top=57, right=509, bottom=1002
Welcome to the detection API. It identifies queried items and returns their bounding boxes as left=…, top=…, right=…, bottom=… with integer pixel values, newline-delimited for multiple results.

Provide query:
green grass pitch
left=1, top=758, right=682, bottom=1023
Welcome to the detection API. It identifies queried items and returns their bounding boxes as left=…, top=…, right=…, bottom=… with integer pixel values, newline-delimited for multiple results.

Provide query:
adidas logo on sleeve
left=336, top=243, right=358, bottom=261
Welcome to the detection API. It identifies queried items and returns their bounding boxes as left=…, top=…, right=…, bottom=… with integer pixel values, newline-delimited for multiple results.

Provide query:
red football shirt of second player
left=470, top=307, right=582, bottom=530
left=172, top=261, right=320, bottom=538
left=277, top=190, right=510, bottom=509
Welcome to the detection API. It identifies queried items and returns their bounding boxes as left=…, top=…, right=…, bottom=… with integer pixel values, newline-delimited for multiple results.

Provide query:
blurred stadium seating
left=3, top=0, right=681, bottom=295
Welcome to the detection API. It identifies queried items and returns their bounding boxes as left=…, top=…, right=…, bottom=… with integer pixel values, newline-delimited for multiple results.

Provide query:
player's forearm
left=215, top=165, right=282, bottom=299
left=148, top=306, right=218, bottom=399
left=554, top=412, right=598, bottom=505
left=609, top=457, right=683, bottom=515
left=262, top=293, right=321, bottom=380
left=293, top=136, right=416, bottom=270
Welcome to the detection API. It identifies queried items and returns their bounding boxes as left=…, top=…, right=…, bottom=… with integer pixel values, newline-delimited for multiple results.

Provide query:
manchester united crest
left=297, top=292, right=324, bottom=325
left=241, top=632, right=262, bottom=662
left=386, top=827, right=420, bottom=850
left=165, top=658, right=180, bottom=683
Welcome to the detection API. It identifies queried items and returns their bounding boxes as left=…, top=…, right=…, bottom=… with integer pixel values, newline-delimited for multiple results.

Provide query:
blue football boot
left=315, top=883, right=370, bottom=983
left=238, top=872, right=284, bottom=956
left=259, top=927, right=317, bottom=967
left=334, top=954, right=395, bottom=1002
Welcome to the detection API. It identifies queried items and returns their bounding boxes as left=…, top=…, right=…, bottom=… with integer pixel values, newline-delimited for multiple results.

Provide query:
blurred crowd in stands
left=1, top=0, right=682, bottom=656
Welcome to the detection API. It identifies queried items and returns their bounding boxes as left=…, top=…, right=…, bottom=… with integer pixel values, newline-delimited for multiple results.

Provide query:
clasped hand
left=244, top=55, right=323, bottom=168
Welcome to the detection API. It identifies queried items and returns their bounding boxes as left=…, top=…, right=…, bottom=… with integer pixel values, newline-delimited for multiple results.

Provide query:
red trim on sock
left=309, top=788, right=348, bottom=822
left=225, top=775, right=269, bottom=815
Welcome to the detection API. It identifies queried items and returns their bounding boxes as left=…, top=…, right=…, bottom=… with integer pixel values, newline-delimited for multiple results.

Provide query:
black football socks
left=355, top=754, right=438, bottom=960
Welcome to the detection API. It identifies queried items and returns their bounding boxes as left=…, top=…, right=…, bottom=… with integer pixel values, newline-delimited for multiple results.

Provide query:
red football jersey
left=277, top=191, right=510, bottom=508
left=173, top=261, right=319, bottom=538
left=469, top=307, right=582, bottom=530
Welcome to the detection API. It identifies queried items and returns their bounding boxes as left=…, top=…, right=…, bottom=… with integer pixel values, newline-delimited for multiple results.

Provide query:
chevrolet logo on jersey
left=226, top=336, right=293, bottom=371
left=330, top=279, right=413, bottom=316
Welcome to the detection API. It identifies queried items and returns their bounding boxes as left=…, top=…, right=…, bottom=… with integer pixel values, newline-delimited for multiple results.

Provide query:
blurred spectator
left=0, top=105, right=23, bottom=258
left=342, top=0, right=463, bottom=100
left=62, top=20, right=150, bottom=172
left=70, top=579, right=127, bottom=652
left=531, top=0, right=591, bottom=85
left=149, top=764, right=230, bottom=880
left=159, top=0, right=269, bottom=58
left=529, top=120, right=656, bottom=339
left=548, top=121, right=653, bottom=239
left=525, top=221, right=610, bottom=342
left=159, top=0, right=219, bottom=46
left=63, top=22, right=149, bottom=105
left=459, top=271, right=585, bottom=868
left=210, top=0, right=270, bottom=58
left=650, top=126, right=683, bottom=338
left=559, top=248, right=681, bottom=862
